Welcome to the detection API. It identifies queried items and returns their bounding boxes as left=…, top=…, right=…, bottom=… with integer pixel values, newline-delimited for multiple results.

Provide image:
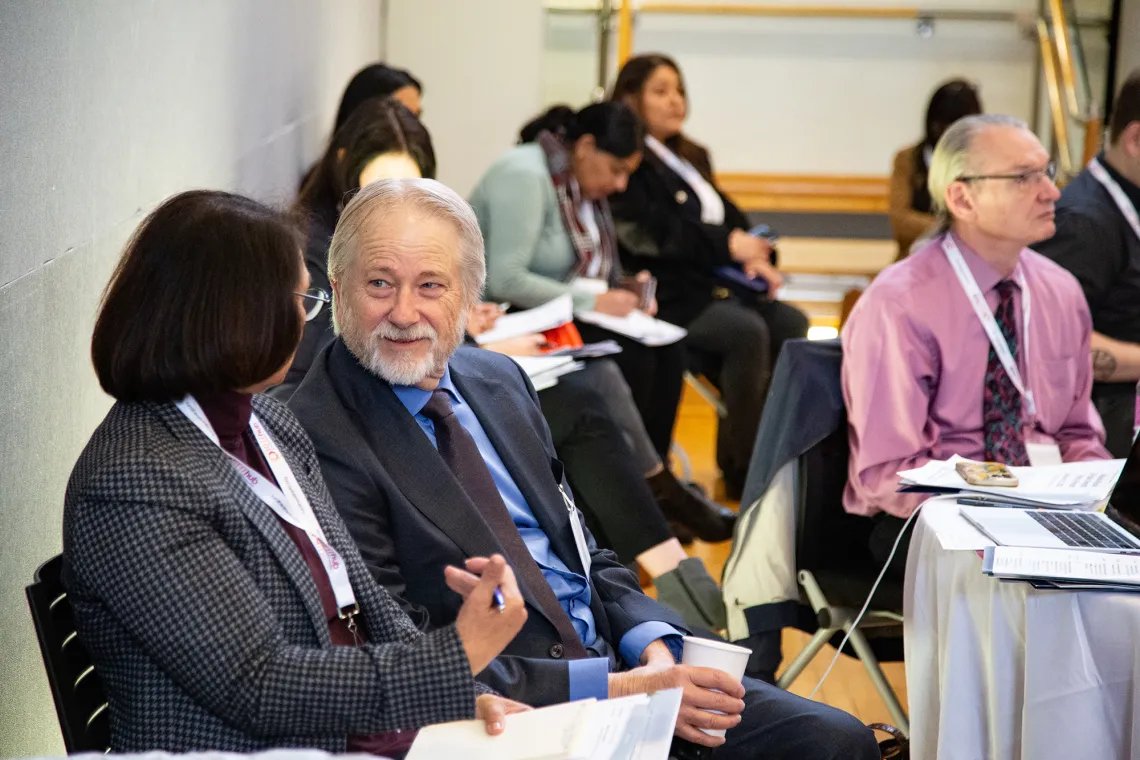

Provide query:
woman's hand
left=475, top=694, right=532, bottom=735
left=450, top=555, right=527, bottom=675
left=594, top=289, right=639, bottom=317
left=741, top=258, right=785, bottom=295
left=467, top=303, right=505, bottom=337
left=728, top=229, right=773, bottom=265
left=483, top=334, right=548, bottom=357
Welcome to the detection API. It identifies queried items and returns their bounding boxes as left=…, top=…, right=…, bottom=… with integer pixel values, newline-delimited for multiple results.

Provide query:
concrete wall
left=385, top=0, right=546, bottom=197
left=543, top=0, right=1114, bottom=177
left=0, top=2, right=381, bottom=756
left=1119, top=0, right=1140, bottom=82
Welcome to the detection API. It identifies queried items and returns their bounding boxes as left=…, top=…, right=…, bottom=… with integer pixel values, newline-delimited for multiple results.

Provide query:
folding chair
left=775, top=419, right=909, bottom=735
left=26, top=554, right=110, bottom=753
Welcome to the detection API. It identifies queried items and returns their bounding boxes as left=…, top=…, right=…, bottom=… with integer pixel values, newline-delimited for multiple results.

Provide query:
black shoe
left=648, top=470, right=737, bottom=543
left=668, top=520, right=697, bottom=545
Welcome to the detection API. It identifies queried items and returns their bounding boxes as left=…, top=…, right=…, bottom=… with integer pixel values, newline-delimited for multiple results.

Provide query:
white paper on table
left=475, top=295, right=573, bottom=345
left=919, top=497, right=995, bottom=551
left=510, top=356, right=583, bottom=392
left=574, top=310, right=687, bottom=347
left=406, top=690, right=680, bottom=760
left=982, top=545, right=1140, bottom=585
left=898, top=455, right=1125, bottom=505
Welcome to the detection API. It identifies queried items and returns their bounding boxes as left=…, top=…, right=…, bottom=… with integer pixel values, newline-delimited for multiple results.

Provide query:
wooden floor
left=656, top=241, right=909, bottom=727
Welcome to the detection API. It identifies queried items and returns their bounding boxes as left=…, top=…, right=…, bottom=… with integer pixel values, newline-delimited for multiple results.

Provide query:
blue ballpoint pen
left=492, top=587, right=506, bottom=613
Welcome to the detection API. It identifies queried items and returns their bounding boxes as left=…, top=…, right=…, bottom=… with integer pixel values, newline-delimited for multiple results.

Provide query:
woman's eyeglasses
left=296, top=287, right=331, bottom=322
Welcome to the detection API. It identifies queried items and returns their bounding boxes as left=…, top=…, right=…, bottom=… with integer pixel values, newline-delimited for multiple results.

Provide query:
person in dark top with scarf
left=469, top=102, right=735, bottom=539
left=469, top=103, right=686, bottom=466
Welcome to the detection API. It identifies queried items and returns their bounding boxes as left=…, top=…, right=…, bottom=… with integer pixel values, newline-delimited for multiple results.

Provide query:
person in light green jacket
left=470, top=102, right=736, bottom=544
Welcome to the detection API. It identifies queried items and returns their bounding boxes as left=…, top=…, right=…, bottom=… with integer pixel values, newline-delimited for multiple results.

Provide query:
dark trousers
left=686, top=298, right=809, bottom=490
left=718, top=675, right=880, bottom=760
left=537, top=378, right=673, bottom=563
left=1092, top=381, right=1136, bottom=459
left=576, top=322, right=686, bottom=462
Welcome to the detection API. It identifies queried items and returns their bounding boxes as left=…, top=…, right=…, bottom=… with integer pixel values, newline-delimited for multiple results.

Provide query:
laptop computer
left=958, top=435, right=1140, bottom=552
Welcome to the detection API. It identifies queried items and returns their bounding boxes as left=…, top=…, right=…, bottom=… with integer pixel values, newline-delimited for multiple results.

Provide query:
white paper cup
left=680, top=636, right=752, bottom=737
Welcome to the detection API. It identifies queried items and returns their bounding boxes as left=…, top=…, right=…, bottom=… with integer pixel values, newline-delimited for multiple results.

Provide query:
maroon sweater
left=197, top=391, right=414, bottom=757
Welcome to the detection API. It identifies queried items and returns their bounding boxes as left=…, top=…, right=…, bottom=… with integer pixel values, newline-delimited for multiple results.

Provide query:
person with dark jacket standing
left=609, top=54, right=808, bottom=498
left=1034, top=70, right=1140, bottom=457
left=63, top=190, right=528, bottom=754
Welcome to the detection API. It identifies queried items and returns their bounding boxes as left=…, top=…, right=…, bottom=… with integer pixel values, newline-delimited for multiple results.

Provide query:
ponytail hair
left=518, top=102, right=643, bottom=159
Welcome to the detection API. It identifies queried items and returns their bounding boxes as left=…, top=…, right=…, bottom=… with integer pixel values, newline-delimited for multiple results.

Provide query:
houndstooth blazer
left=62, top=394, right=483, bottom=753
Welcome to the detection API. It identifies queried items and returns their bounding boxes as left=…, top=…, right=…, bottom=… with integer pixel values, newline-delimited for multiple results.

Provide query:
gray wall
left=1120, top=0, right=1140, bottom=82
left=0, top=2, right=381, bottom=756
left=386, top=0, right=544, bottom=196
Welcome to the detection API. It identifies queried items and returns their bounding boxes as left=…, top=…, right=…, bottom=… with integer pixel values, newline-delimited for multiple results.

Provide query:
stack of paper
left=475, top=295, right=574, bottom=345
left=982, top=545, right=1140, bottom=591
left=510, top=355, right=584, bottom=391
left=575, top=310, right=687, bottom=347
left=898, top=455, right=1124, bottom=507
left=406, top=688, right=682, bottom=760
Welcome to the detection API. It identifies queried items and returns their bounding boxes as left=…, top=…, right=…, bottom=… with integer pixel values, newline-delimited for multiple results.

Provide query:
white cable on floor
left=807, top=504, right=922, bottom=699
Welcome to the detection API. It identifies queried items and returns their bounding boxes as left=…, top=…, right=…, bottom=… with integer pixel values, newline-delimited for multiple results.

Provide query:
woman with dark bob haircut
left=65, top=189, right=529, bottom=753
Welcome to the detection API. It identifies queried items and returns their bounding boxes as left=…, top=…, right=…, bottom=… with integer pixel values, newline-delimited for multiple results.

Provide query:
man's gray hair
left=926, top=113, right=1030, bottom=238
left=327, top=178, right=487, bottom=331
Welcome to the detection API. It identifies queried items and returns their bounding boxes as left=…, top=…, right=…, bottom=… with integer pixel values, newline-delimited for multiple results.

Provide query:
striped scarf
left=536, top=130, right=618, bottom=285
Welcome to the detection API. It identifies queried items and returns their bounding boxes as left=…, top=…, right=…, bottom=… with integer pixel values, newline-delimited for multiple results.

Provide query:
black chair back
left=25, top=554, right=110, bottom=753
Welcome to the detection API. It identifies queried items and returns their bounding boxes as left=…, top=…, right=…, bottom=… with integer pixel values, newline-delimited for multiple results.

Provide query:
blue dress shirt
left=393, top=368, right=682, bottom=700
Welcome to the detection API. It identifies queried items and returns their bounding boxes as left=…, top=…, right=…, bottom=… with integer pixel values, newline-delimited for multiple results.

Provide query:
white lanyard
left=644, top=135, right=726, bottom=225
left=942, top=236, right=1036, bottom=418
left=1087, top=157, right=1140, bottom=242
left=176, top=396, right=358, bottom=616
left=557, top=482, right=592, bottom=576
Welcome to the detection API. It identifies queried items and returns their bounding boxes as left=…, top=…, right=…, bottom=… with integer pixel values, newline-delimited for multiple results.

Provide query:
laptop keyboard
left=1027, top=511, right=1139, bottom=550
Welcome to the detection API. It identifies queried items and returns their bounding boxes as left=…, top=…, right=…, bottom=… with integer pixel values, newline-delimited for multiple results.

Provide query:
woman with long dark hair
left=609, top=54, right=809, bottom=498
left=889, top=79, right=983, bottom=258
left=276, top=96, right=436, bottom=396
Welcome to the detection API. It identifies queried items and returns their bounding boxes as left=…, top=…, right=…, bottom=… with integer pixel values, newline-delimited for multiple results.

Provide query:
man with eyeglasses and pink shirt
left=842, top=114, right=1111, bottom=577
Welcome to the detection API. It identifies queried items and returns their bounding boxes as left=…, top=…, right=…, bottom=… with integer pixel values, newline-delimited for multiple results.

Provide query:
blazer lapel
left=327, top=342, right=510, bottom=566
left=450, top=365, right=586, bottom=577
left=152, top=402, right=331, bottom=643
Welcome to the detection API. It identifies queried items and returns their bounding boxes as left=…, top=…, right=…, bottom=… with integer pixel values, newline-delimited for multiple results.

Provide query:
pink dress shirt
left=842, top=232, right=1110, bottom=518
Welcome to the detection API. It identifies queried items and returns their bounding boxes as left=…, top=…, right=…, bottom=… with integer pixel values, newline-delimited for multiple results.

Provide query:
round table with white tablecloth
left=903, top=499, right=1140, bottom=760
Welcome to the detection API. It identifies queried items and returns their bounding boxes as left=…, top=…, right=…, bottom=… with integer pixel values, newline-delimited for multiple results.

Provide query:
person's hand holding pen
left=447, top=554, right=527, bottom=675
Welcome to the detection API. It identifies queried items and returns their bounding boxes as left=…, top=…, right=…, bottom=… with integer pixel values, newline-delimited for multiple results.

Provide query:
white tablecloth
left=904, top=501, right=1140, bottom=760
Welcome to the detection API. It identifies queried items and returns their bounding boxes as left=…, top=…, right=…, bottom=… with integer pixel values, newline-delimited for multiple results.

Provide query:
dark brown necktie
left=420, top=390, right=588, bottom=659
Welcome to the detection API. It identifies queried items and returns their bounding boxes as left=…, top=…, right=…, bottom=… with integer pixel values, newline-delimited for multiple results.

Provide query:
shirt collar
left=947, top=230, right=1023, bottom=294
left=1098, top=152, right=1140, bottom=210
left=391, top=366, right=459, bottom=418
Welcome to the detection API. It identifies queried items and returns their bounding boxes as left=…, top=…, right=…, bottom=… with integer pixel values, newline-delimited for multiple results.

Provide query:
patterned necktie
left=982, top=280, right=1030, bottom=465
left=420, top=390, right=588, bottom=659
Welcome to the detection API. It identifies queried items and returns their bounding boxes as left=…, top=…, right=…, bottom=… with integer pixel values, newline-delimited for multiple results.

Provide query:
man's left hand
left=475, top=693, right=532, bottom=735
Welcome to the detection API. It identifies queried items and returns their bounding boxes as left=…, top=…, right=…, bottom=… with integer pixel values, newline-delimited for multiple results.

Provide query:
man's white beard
left=342, top=309, right=466, bottom=387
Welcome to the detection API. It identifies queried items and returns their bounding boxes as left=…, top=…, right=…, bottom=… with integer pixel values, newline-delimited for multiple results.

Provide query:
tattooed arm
left=1090, top=332, right=1140, bottom=383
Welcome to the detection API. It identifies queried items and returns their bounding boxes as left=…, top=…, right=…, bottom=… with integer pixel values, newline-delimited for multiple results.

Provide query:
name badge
left=1026, top=441, right=1063, bottom=467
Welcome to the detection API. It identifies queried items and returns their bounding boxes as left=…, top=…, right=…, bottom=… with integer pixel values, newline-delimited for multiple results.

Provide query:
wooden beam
left=618, top=0, right=633, bottom=66
left=638, top=3, right=921, bottom=19
left=716, top=173, right=890, bottom=214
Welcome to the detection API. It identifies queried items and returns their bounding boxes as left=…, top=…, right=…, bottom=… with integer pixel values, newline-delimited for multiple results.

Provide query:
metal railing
left=546, top=1, right=1110, bottom=178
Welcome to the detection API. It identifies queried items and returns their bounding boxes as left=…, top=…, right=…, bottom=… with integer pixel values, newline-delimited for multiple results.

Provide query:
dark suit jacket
left=290, top=341, right=688, bottom=706
left=62, top=395, right=478, bottom=752
left=609, top=140, right=753, bottom=327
